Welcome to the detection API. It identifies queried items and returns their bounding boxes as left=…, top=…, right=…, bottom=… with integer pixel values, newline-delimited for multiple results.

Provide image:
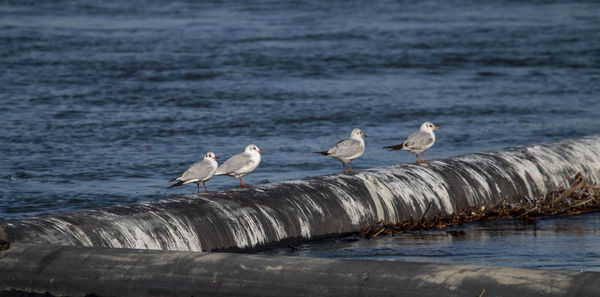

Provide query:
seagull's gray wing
left=179, top=159, right=217, bottom=182
left=328, top=138, right=363, bottom=158
left=403, top=131, right=433, bottom=150
left=215, top=152, right=251, bottom=175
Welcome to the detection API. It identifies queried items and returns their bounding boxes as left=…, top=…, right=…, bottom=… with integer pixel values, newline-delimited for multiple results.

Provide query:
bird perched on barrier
left=215, top=144, right=263, bottom=188
left=383, top=122, right=440, bottom=164
left=314, top=128, right=367, bottom=173
left=168, top=152, right=219, bottom=194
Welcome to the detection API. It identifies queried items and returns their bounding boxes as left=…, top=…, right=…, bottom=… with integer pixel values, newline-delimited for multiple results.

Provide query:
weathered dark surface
left=1, top=244, right=599, bottom=297
left=2, top=136, right=600, bottom=252
left=0, top=225, right=9, bottom=251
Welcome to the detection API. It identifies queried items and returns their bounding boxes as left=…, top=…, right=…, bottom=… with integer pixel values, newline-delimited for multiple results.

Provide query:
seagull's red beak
left=362, top=133, right=367, bottom=137
left=433, top=126, right=440, bottom=130
left=259, top=149, right=264, bottom=153
left=214, top=156, right=219, bottom=159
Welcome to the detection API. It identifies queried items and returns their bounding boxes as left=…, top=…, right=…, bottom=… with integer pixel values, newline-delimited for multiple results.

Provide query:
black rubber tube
left=2, top=136, right=600, bottom=252
left=1, top=244, right=599, bottom=297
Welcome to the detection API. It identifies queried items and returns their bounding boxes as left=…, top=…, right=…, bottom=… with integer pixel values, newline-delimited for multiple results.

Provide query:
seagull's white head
left=351, top=128, right=367, bottom=138
left=204, top=152, right=219, bottom=160
left=245, top=144, right=264, bottom=153
left=420, top=122, right=440, bottom=132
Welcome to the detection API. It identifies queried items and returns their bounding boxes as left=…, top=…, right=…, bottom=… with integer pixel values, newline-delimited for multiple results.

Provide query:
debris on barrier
left=357, top=172, right=600, bottom=239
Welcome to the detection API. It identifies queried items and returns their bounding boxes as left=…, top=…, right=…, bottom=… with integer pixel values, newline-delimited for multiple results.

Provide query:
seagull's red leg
left=197, top=184, right=200, bottom=195
left=416, top=154, right=420, bottom=163
left=239, top=177, right=249, bottom=188
left=349, top=160, right=358, bottom=173
left=203, top=182, right=209, bottom=192
left=421, top=152, right=428, bottom=164
left=342, top=162, right=346, bottom=173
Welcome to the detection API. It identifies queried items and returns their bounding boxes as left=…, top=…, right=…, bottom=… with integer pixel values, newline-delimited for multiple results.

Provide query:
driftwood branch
left=358, top=172, right=600, bottom=239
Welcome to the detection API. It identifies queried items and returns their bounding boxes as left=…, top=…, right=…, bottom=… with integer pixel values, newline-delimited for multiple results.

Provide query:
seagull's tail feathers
left=313, top=151, right=329, bottom=155
left=167, top=180, right=185, bottom=189
left=383, top=143, right=404, bottom=151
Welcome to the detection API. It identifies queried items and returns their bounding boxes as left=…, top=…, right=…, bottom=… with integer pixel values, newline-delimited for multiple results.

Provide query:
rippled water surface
left=257, top=212, right=600, bottom=271
left=2, top=1, right=600, bottom=221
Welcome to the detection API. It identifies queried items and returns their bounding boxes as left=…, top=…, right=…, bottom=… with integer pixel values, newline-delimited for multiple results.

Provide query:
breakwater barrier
left=2, top=136, right=600, bottom=252
left=1, top=244, right=599, bottom=297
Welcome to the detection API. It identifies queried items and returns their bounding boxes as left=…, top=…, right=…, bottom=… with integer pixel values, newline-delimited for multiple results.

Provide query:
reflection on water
left=257, top=213, right=600, bottom=271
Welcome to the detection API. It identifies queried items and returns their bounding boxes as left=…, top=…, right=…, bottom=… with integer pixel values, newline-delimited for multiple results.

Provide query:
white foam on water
left=288, top=198, right=313, bottom=238
left=360, top=176, right=395, bottom=221
left=455, top=159, right=495, bottom=205
left=298, top=217, right=311, bottom=239
left=404, top=166, right=455, bottom=214
left=204, top=200, right=268, bottom=248
left=145, top=210, right=203, bottom=251
left=365, top=166, right=456, bottom=215
left=255, top=205, right=287, bottom=241
left=325, top=177, right=373, bottom=225
left=233, top=207, right=268, bottom=247
left=26, top=217, right=94, bottom=246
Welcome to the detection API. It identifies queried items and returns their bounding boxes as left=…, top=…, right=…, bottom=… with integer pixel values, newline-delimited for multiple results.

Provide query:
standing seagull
left=383, top=122, right=440, bottom=164
left=314, top=128, right=367, bottom=173
left=168, top=152, right=219, bottom=194
left=215, top=144, right=263, bottom=188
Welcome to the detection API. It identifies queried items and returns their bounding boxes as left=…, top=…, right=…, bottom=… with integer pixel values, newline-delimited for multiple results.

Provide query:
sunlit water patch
left=257, top=213, right=600, bottom=271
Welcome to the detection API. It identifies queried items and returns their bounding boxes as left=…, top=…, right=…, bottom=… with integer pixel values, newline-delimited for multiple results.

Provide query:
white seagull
left=383, top=121, right=440, bottom=164
left=215, top=144, right=263, bottom=188
left=168, top=152, right=219, bottom=194
left=314, top=128, right=367, bottom=173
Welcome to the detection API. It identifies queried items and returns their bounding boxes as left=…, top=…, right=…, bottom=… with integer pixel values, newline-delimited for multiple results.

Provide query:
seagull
left=314, top=128, right=367, bottom=173
left=215, top=144, right=263, bottom=188
left=383, top=122, right=440, bottom=164
left=168, top=152, right=219, bottom=194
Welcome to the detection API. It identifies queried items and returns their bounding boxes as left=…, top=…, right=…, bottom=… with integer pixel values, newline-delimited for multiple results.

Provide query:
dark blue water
left=2, top=1, right=600, bottom=221
left=257, top=212, right=600, bottom=272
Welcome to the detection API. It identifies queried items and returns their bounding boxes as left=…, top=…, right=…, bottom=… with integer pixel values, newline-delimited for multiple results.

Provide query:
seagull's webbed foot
left=238, top=177, right=250, bottom=188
